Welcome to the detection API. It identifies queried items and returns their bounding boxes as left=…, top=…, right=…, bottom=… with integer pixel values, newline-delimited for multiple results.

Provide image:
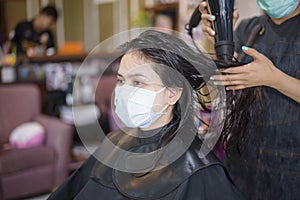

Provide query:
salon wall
left=235, top=0, right=262, bottom=26
left=4, top=1, right=27, bottom=39
left=98, top=3, right=114, bottom=44
left=63, top=0, right=84, bottom=42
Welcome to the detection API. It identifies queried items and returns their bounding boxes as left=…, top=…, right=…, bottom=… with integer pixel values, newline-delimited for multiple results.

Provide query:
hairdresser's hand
left=210, top=46, right=280, bottom=90
left=199, top=0, right=239, bottom=45
left=199, top=0, right=215, bottom=45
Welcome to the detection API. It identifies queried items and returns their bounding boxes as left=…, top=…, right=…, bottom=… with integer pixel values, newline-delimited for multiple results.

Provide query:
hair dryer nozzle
left=215, top=40, right=234, bottom=61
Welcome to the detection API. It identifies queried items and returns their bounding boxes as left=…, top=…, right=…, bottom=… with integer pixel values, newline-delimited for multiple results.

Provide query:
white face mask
left=114, top=84, right=168, bottom=128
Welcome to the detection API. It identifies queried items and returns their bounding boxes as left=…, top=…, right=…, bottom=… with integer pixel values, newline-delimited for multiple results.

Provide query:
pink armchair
left=0, top=84, right=73, bottom=199
left=95, top=74, right=118, bottom=133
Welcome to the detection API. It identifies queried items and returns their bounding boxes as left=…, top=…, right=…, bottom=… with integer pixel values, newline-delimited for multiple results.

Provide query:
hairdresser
left=199, top=0, right=300, bottom=199
left=8, top=5, right=58, bottom=56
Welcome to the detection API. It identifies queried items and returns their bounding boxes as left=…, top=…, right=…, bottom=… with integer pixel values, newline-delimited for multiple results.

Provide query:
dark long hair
left=119, top=30, right=217, bottom=146
left=222, top=87, right=263, bottom=155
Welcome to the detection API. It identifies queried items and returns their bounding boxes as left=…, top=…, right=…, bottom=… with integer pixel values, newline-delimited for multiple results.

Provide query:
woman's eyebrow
left=127, top=73, right=147, bottom=78
left=117, top=73, right=147, bottom=78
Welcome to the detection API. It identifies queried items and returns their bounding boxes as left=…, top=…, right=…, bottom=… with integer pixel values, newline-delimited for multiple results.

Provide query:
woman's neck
left=271, top=3, right=300, bottom=25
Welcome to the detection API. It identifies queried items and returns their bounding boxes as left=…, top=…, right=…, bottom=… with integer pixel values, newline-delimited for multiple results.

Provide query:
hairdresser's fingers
left=199, top=1, right=209, bottom=14
left=199, top=4, right=215, bottom=36
left=218, top=65, right=248, bottom=74
left=201, top=19, right=215, bottom=37
left=212, top=79, right=244, bottom=87
left=225, top=85, right=247, bottom=90
left=199, top=1, right=216, bottom=45
left=201, top=14, right=216, bottom=23
left=201, top=18, right=215, bottom=45
left=201, top=13, right=216, bottom=24
left=201, top=25, right=215, bottom=44
left=241, top=46, right=266, bottom=61
left=233, top=9, right=239, bottom=27
left=210, top=74, right=244, bottom=82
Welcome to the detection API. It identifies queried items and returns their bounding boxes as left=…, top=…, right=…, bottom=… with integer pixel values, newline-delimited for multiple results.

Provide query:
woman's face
left=115, top=52, right=181, bottom=130
left=117, top=52, right=166, bottom=109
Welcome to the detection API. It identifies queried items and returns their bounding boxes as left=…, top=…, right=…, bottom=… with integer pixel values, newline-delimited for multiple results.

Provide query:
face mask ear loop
left=155, top=87, right=166, bottom=94
left=152, top=86, right=167, bottom=113
left=160, top=104, right=169, bottom=114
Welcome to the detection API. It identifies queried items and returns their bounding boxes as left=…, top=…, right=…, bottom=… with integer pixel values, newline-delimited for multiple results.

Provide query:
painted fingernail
left=210, top=76, right=215, bottom=80
left=210, top=15, right=215, bottom=21
left=211, top=30, right=215, bottom=35
left=213, top=82, right=218, bottom=86
left=242, top=46, right=249, bottom=51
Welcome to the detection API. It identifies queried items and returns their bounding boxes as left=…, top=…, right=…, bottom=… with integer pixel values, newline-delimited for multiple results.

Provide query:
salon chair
left=0, top=84, right=73, bottom=199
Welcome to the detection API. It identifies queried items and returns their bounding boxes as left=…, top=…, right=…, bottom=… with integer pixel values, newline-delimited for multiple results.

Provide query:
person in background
left=200, top=0, right=300, bottom=199
left=153, top=12, right=174, bottom=34
left=8, top=5, right=58, bottom=56
left=48, top=29, right=243, bottom=200
left=0, top=32, right=5, bottom=52
left=0, top=31, right=5, bottom=59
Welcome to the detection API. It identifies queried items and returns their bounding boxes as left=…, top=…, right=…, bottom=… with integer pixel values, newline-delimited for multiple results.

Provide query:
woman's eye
left=117, top=78, right=125, bottom=85
left=133, top=81, right=143, bottom=86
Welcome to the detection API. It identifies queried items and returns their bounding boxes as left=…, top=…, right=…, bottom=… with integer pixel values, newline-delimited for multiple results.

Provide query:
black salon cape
left=48, top=129, right=243, bottom=200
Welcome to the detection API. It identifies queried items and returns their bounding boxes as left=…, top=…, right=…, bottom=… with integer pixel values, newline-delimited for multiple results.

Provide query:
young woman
left=48, top=30, right=243, bottom=200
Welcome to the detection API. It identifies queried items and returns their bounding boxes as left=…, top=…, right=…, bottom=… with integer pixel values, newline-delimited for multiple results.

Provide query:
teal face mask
left=257, top=0, right=299, bottom=19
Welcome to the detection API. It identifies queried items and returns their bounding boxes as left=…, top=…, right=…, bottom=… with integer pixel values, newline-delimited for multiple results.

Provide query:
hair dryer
left=185, top=0, right=244, bottom=68
left=207, top=0, right=235, bottom=61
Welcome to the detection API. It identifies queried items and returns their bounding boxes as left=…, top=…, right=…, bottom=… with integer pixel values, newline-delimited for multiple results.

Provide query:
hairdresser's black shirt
left=48, top=125, right=243, bottom=200
left=234, top=13, right=300, bottom=55
left=10, top=20, right=55, bottom=54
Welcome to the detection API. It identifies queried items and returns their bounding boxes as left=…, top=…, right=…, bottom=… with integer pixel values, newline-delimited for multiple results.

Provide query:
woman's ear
left=167, top=87, right=183, bottom=105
